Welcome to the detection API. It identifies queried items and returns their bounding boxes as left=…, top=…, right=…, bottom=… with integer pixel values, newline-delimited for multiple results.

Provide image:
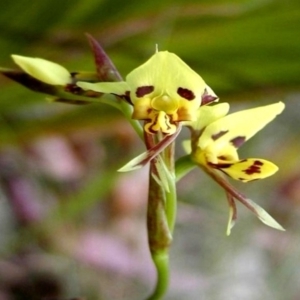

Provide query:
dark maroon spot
left=217, top=155, right=227, bottom=160
left=110, top=91, right=132, bottom=103
left=230, top=136, right=246, bottom=148
left=54, top=98, right=89, bottom=105
left=147, top=124, right=157, bottom=134
left=254, top=160, right=263, bottom=166
left=119, top=90, right=132, bottom=104
left=177, top=87, right=195, bottom=100
left=201, top=88, right=218, bottom=105
left=136, top=86, right=154, bottom=97
left=208, top=162, right=232, bottom=169
left=65, top=83, right=82, bottom=94
left=70, top=71, right=79, bottom=77
left=212, top=130, right=228, bottom=141
left=243, top=161, right=263, bottom=175
left=164, top=117, right=172, bottom=130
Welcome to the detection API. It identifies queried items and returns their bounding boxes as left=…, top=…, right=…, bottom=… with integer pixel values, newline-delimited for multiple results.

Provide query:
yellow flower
left=78, top=51, right=218, bottom=135
left=186, top=102, right=285, bottom=182
left=183, top=102, right=285, bottom=234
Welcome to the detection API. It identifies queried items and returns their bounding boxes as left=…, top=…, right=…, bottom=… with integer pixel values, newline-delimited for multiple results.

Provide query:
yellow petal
left=77, top=81, right=129, bottom=95
left=192, top=143, right=238, bottom=167
left=132, top=98, right=152, bottom=119
left=184, top=102, right=230, bottom=130
left=127, top=51, right=206, bottom=114
left=199, top=102, right=285, bottom=151
left=217, top=158, right=279, bottom=182
left=12, top=55, right=71, bottom=85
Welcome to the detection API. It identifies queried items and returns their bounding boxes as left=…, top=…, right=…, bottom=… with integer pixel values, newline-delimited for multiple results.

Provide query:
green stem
left=145, top=131, right=177, bottom=300
left=164, top=142, right=177, bottom=233
left=165, top=176, right=177, bottom=233
left=147, top=162, right=172, bottom=253
left=146, top=168, right=171, bottom=300
left=146, top=251, right=170, bottom=300
left=119, top=99, right=144, bottom=140
left=175, top=154, right=197, bottom=182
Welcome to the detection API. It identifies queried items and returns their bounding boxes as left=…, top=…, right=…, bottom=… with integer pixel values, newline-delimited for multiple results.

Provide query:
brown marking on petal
left=212, top=130, right=228, bottom=141
left=242, top=161, right=264, bottom=175
left=136, top=86, right=154, bottom=97
left=147, top=124, right=157, bottom=134
left=208, top=162, right=232, bottom=169
left=65, top=84, right=83, bottom=94
left=53, top=98, right=90, bottom=105
left=177, top=87, right=195, bottom=100
left=230, top=136, right=246, bottom=148
left=217, top=155, right=227, bottom=160
left=165, top=116, right=172, bottom=131
left=201, top=88, right=218, bottom=105
left=70, top=71, right=79, bottom=77
left=120, top=90, right=132, bottom=104
left=254, top=160, right=263, bottom=166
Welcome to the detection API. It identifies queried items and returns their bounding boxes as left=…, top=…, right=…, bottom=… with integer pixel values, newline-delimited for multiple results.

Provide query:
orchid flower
left=183, top=102, right=285, bottom=234
left=1, top=36, right=288, bottom=300
left=77, top=51, right=218, bottom=135
left=5, top=50, right=286, bottom=236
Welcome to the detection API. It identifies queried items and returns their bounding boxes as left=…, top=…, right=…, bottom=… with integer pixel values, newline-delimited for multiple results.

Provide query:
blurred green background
left=0, top=0, right=300, bottom=299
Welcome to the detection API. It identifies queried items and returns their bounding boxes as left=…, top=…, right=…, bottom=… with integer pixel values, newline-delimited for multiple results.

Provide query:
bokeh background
left=0, top=0, right=300, bottom=299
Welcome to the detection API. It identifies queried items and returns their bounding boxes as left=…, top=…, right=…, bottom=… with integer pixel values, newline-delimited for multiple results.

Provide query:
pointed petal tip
left=260, top=218, right=285, bottom=231
left=246, top=198, right=285, bottom=231
left=11, top=54, right=71, bottom=85
left=278, top=101, right=285, bottom=110
left=117, top=151, right=149, bottom=172
left=117, top=165, right=142, bottom=172
left=269, top=101, right=285, bottom=116
left=226, top=220, right=236, bottom=236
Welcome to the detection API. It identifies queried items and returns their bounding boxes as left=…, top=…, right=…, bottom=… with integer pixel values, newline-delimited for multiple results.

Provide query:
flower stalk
left=144, top=130, right=177, bottom=299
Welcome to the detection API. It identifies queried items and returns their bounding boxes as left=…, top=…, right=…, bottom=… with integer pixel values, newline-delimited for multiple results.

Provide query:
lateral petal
left=77, top=81, right=129, bottom=96
left=199, top=102, right=285, bottom=151
left=216, top=158, right=279, bottom=182
left=12, top=55, right=71, bottom=85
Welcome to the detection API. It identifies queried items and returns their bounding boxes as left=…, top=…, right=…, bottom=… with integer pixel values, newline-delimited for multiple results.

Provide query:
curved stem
left=145, top=132, right=175, bottom=300
left=146, top=251, right=170, bottom=300
left=120, top=99, right=144, bottom=140
left=175, top=154, right=197, bottom=182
